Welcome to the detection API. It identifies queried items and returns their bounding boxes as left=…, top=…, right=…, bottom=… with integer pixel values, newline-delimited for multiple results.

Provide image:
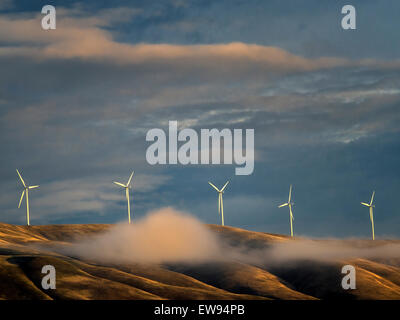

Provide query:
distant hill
left=0, top=222, right=399, bottom=300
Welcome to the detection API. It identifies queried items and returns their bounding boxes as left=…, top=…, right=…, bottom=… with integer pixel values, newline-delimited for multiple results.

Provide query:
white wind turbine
left=16, top=169, right=39, bottom=226
left=114, top=171, right=134, bottom=224
left=278, top=184, right=295, bottom=237
left=208, top=181, right=229, bottom=226
left=361, top=191, right=376, bottom=240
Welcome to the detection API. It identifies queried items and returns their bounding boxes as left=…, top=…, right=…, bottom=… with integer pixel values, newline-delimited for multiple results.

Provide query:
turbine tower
left=114, top=171, right=134, bottom=224
left=278, top=184, right=295, bottom=237
left=208, top=181, right=229, bottom=226
left=16, top=169, right=39, bottom=226
left=361, top=191, right=376, bottom=240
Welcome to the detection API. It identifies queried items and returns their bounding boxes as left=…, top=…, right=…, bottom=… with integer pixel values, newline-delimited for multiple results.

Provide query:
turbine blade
left=370, top=191, right=375, bottom=206
left=288, top=185, right=292, bottom=202
left=361, top=202, right=370, bottom=207
left=114, top=181, right=126, bottom=188
left=221, top=181, right=230, bottom=192
left=290, top=205, right=294, bottom=221
left=18, top=190, right=25, bottom=208
left=208, top=182, right=220, bottom=192
left=28, top=185, right=39, bottom=189
left=127, top=171, right=134, bottom=187
left=278, top=203, right=288, bottom=208
left=16, top=169, right=26, bottom=187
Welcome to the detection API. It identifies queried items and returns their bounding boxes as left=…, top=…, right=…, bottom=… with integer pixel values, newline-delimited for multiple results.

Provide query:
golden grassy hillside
left=0, top=222, right=399, bottom=300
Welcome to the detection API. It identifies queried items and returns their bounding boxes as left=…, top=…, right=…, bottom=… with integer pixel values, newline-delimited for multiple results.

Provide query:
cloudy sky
left=0, top=0, right=399, bottom=238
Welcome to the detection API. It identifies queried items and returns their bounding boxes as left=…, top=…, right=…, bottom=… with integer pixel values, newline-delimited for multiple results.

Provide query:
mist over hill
left=0, top=208, right=400, bottom=300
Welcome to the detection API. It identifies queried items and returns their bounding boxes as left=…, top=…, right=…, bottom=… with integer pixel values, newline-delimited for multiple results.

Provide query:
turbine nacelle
left=113, top=182, right=129, bottom=189
left=278, top=202, right=295, bottom=208
left=361, top=202, right=375, bottom=208
left=16, top=170, right=40, bottom=196
left=361, top=191, right=376, bottom=207
left=208, top=181, right=229, bottom=193
left=113, top=171, right=134, bottom=189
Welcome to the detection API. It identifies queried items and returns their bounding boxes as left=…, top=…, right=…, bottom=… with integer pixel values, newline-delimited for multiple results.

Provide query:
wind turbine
left=361, top=191, right=376, bottom=240
left=208, top=181, right=229, bottom=226
left=16, top=169, right=39, bottom=226
left=278, top=184, right=295, bottom=237
left=114, top=171, right=134, bottom=224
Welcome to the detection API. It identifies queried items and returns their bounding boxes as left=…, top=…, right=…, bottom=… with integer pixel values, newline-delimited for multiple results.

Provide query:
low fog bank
left=59, top=208, right=222, bottom=264
left=232, top=239, right=400, bottom=267
left=55, top=207, right=400, bottom=265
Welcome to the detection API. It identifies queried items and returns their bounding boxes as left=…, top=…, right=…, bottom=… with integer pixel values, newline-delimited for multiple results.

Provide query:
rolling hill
left=0, top=222, right=399, bottom=300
